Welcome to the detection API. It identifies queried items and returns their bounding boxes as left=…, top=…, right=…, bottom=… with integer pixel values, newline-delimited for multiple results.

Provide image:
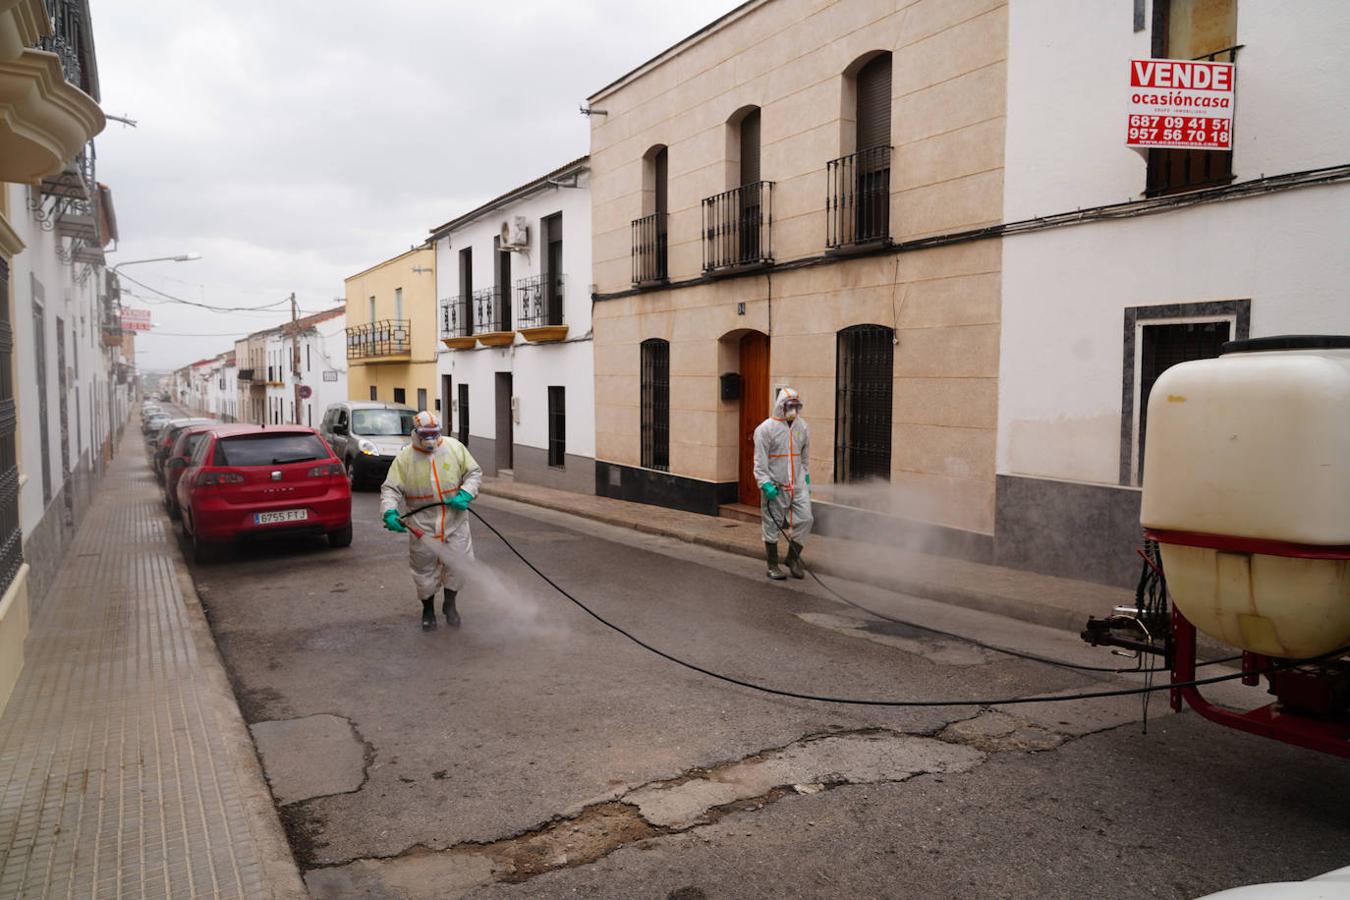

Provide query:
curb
left=167, top=522, right=310, bottom=899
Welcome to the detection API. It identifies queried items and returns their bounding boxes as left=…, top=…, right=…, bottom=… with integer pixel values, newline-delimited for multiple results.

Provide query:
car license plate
left=255, top=509, right=308, bottom=525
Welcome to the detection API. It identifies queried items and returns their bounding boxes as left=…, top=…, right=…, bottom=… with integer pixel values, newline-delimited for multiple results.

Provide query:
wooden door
left=738, top=332, right=770, bottom=505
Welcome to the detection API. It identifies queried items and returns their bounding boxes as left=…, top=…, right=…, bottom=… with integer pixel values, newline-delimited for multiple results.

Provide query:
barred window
left=640, top=339, right=670, bottom=471
left=457, top=383, right=470, bottom=444
left=835, top=324, right=893, bottom=482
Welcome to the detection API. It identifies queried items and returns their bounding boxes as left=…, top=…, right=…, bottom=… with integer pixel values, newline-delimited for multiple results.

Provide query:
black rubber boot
left=421, top=596, right=438, bottom=631
left=785, top=542, right=805, bottom=580
left=765, top=542, right=787, bottom=580
left=442, top=589, right=461, bottom=628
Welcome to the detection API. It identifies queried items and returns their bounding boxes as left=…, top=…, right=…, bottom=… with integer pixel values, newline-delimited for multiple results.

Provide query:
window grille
left=0, top=259, right=22, bottom=597
left=457, top=383, right=470, bottom=444
left=640, top=339, right=670, bottom=471
left=835, top=325, right=894, bottom=482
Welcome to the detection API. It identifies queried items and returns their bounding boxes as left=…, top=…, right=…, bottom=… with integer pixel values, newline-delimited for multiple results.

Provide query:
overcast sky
left=95, top=0, right=738, bottom=371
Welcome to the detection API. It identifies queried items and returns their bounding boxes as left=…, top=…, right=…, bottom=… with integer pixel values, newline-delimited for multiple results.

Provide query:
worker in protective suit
left=753, top=387, right=812, bottom=580
left=380, top=411, right=483, bottom=630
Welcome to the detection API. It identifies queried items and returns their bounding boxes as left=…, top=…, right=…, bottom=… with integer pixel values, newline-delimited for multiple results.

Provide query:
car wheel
left=166, top=495, right=181, bottom=521
left=328, top=522, right=353, bottom=548
left=345, top=458, right=361, bottom=492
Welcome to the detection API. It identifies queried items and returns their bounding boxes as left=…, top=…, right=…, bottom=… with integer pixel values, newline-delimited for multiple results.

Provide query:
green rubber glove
left=760, top=482, right=779, bottom=500
left=805, top=473, right=811, bottom=485
left=382, top=509, right=407, bottom=533
left=447, top=489, right=473, bottom=511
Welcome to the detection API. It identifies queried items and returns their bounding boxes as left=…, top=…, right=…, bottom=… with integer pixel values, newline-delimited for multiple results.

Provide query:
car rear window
left=213, top=433, right=330, bottom=467
left=181, top=432, right=208, bottom=457
left=351, top=409, right=414, bottom=436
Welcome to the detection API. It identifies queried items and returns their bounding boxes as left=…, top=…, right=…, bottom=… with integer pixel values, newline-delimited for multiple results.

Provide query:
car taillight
left=307, top=463, right=344, bottom=478
left=200, top=471, right=245, bottom=486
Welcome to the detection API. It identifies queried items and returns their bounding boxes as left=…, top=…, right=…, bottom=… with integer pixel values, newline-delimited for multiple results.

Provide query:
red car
left=162, top=422, right=219, bottom=520
left=177, top=424, right=353, bottom=562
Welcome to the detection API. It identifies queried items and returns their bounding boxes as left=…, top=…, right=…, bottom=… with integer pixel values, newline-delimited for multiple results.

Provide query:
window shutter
left=855, top=54, right=892, bottom=152
left=739, top=109, right=761, bottom=186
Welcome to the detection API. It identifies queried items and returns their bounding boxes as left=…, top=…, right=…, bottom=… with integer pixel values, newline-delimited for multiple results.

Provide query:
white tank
left=1139, top=336, right=1350, bottom=659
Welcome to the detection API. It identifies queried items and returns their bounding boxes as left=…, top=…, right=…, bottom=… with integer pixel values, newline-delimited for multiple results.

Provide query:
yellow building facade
left=343, top=247, right=439, bottom=412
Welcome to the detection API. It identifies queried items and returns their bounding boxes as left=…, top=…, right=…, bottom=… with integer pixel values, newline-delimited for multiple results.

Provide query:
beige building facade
left=343, top=247, right=438, bottom=412
left=589, top=0, right=1006, bottom=555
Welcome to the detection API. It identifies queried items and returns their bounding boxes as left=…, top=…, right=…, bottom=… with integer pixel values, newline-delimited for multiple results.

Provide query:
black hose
left=454, top=505, right=1342, bottom=708
left=758, top=504, right=1238, bottom=675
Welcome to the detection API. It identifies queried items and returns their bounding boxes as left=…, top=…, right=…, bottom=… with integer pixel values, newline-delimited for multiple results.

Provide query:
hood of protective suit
left=772, top=387, right=801, bottom=421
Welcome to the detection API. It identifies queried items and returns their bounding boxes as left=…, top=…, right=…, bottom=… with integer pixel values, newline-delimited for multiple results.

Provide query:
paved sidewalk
left=479, top=479, right=1134, bottom=632
left=0, top=435, right=305, bottom=898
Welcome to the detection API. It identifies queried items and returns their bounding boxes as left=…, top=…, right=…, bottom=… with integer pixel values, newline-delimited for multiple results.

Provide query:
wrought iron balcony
left=35, top=34, right=83, bottom=91
left=473, top=288, right=513, bottom=345
left=517, top=274, right=565, bottom=329
left=702, top=181, right=773, bottom=272
left=441, top=295, right=473, bottom=339
left=517, top=274, right=568, bottom=342
left=826, top=145, right=891, bottom=250
left=237, top=368, right=255, bottom=382
left=631, top=212, right=668, bottom=285
left=346, top=319, right=411, bottom=360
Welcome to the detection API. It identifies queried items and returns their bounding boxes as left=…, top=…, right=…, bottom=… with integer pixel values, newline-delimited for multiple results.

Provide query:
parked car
left=142, top=412, right=170, bottom=436
left=161, top=423, right=218, bottom=520
left=151, top=418, right=214, bottom=483
left=177, top=425, right=353, bottom=563
left=318, top=401, right=415, bottom=490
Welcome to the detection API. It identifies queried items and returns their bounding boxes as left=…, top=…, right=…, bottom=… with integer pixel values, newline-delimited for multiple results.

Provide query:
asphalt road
left=181, top=480, right=1350, bottom=899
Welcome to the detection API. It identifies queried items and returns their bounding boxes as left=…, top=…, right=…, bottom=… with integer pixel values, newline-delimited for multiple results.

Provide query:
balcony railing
left=35, top=34, right=83, bottom=90
left=441, top=295, right=473, bottom=339
left=826, top=145, right=891, bottom=250
left=702, top=181, right=773, bottom=272
left=1145, top=46, right=1239, bottom=197
left=517, top=274, right=566, bottom=329
left=236, top=368, right=254, bottom=382
left=474, top=287, right=511, bottom=334
left=346, top=319, right=411, bottom=360
left=631, top=212, right=668, bottom=285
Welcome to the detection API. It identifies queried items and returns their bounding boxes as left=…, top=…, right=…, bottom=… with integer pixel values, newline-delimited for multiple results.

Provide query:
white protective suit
left=752, top=387, right=812, bottom=545
left=380, top=436, right=483, bottom=597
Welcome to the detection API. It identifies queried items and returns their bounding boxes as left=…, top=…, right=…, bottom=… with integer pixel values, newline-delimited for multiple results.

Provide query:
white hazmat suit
left=380, top=436, right=483, bottom=598
left=753, top=387, right=812, bottom=550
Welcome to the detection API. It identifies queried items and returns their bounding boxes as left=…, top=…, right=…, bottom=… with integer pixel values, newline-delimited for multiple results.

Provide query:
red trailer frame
left=1170, top=610, right=1350, bottom=759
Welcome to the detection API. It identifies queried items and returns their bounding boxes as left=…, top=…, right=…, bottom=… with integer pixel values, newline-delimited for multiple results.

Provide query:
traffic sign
left=298, top=385, right=313, bottom=400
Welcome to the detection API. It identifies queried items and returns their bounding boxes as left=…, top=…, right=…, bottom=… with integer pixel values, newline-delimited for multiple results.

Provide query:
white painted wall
left=6, top=183, right=125, bottom=538
left=999, top=0, right=1350, bottom=487
left=298, top=319, right=347, bottom=428
left=433, top=167, right=594, bottom=460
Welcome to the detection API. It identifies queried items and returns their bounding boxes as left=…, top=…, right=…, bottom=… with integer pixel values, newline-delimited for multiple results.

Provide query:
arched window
left=633, top=146, right=669, bottom=283
left=640, top=338, right=670, bottom=471
left=834, top=324, right=893, bottom=482
left=829, top=52, right=892, bottom=248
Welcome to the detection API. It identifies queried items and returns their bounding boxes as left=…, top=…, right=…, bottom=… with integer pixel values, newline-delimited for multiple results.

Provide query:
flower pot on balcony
left=519, top=325, right=569, bottom=343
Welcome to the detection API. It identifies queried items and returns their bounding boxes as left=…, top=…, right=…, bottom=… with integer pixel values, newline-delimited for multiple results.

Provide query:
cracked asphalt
left=187, top=492, right=1350, bottom=899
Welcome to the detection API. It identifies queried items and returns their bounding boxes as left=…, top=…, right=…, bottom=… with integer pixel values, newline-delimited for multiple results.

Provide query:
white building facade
left=432, top=158, right=594, bottom=493
left=255, top=308, right=347, bottom=427
left=996, top=0, right=1350, bottom=586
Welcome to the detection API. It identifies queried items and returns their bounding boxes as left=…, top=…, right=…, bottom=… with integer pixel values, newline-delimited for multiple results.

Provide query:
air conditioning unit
left=500, top=216, right=529, bottom=251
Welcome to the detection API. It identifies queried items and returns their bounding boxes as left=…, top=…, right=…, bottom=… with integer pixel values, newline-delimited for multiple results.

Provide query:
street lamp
left=111, top=252, right=202, bottom=274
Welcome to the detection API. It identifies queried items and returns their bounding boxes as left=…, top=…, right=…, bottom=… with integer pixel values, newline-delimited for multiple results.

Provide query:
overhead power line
left=117, top=271, right=293, bottom=313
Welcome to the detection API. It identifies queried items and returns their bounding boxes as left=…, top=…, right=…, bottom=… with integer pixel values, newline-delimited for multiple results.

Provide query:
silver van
left=318, top=401, right=415, bottom=489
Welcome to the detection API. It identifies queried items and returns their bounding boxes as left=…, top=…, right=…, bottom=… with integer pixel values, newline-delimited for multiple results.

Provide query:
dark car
left=162, top=423, right=218, bottom=519
left=177, top=425, right=352, bottom=563
left=318, top=401, right=415, bottom=490
left=152, top=418, right=214, bottom=483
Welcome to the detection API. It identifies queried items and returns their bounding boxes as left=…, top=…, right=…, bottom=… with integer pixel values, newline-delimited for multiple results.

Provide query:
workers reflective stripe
left=430, top=451, right=446, bottom=540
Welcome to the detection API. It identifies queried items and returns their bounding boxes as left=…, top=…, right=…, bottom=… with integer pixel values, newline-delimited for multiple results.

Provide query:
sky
left=94, top=0, right=740, bottom=371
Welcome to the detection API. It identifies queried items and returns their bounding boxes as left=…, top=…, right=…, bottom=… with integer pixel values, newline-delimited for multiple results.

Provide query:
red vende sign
left=1126, top=58, right=1234, bottom=150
